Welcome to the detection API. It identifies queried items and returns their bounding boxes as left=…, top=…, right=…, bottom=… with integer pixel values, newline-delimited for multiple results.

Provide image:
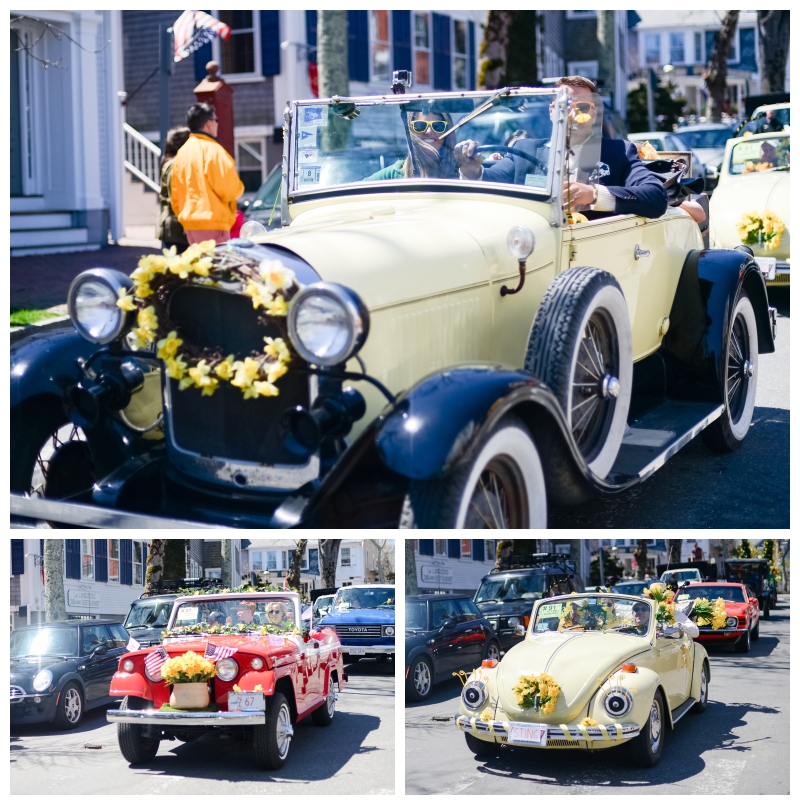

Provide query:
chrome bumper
left=107, top=708, right=266, bottom=726
left=455, top=715, right=639, bottom=743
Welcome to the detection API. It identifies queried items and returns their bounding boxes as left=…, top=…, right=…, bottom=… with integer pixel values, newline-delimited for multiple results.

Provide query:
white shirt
left=674, top=607, right=700, bottom=638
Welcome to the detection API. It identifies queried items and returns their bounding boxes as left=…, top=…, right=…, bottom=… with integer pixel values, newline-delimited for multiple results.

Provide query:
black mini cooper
left=10, top=619, right=129, bottom=729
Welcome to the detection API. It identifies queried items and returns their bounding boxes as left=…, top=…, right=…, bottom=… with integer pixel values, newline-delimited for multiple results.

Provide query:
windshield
left=406, top=602, right=428, bottom=630
left=171, top=597, right=298, bottom=630
left=247, top=164, right=283, bottom=224
left=533, top=596, right=652, bottom=635
left=611, top=581, right=649, bottom=595
left=730, top=136, right=789, bottom=174
left=475, top=574, right=550, bottom=603
left=332, top=587, right=394, bottom=612
left=677, top=127, right=733, bottom=149
left=680, top=586, right=747, bottom=603
left=290, top=89, right=561, bottom=195
left=11, top=627, right=78, bottom=657
left=125, top=600, right=173, bottom=630
left=660, top=570, right=702, bottom=582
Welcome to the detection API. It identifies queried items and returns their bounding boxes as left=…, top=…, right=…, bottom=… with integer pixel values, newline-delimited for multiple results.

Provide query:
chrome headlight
left=67, top=268, right=134, bottom=344
left=603, top=686, right=633, bottom=718
left=288, top=283, right=369, bottom=367
left=726, top=616, right=738, bottom=627
left=32, top=669, right=53, bottom=692
left=462, top=680, right=487, bottom=710
left=216, top=657, right=239, bottom=682
left=383, top=626, right=395, bottom=637
left=250, top=657, right=264, bottom=670
left=507, top=617, right=520, bottom=628
left=122, top=659, right=135, bottom=672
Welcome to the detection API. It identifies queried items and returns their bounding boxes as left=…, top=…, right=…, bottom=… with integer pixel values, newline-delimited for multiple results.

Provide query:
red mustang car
left=106, top=591, right=345, bottom=769
left=678, top=582, right=760, bottom=654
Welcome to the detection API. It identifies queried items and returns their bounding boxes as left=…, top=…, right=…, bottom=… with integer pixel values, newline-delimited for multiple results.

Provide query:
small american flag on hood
left=144, top=645, right=169, bottom=678
left=205, top=642, right=238, bottom=661
left=172, top=10, right=231, bottom=63
left=126, top=636, right=141, bottom=652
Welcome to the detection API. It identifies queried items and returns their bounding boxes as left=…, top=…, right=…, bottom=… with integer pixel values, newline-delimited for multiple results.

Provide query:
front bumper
left=107, top=708, right=266, bottom=726
left=10, top=693, right=57, bottom=725
left=695, top=627, right=748, bottom=642
left=342, top=644, right=395, bottom=656
left=455, top=714, right=640, bottom=744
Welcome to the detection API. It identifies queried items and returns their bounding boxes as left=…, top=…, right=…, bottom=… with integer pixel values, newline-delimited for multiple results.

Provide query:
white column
left=106, top=10, right=125, bottom=241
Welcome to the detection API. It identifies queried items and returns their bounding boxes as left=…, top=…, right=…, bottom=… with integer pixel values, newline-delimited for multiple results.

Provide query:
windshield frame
left=331, top=586, right=395, bottom=612
left=166, top=592, right=302, bottom=632
left=529, top=593, right=654, bottom=637
left=283, top=86, right=567, bottom=218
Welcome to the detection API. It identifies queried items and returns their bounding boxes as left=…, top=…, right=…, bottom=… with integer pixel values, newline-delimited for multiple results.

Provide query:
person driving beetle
left=630, top=602, right=652, bottom=634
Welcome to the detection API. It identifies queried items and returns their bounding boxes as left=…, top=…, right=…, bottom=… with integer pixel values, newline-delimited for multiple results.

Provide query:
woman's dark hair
left=162, top=126, right=191, bottom=166
left=186, top=102, right=216, bottom=132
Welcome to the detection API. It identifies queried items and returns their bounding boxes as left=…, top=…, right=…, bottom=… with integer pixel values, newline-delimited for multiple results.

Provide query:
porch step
left=10, top=196, right=46, bottom=213
left=11, top=227, right=89, bottom=249
left=11, top=243, right=100, bottom=257
left=11, top=212, right=74, bottom=231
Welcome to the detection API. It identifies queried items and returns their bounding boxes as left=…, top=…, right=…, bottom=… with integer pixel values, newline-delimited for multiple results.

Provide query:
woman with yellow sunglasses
left=365, top=110, right=459, bottom=181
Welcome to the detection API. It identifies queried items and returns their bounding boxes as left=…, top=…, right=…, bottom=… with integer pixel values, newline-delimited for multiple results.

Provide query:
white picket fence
left=123, top=123, right=161, bottom=193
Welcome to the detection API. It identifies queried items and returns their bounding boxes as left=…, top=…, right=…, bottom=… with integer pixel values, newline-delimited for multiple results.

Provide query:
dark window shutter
left=432, top=13, right=452, bottom=90
left=468, top=20, right=476, bottom=90
left=419, top=539, right=434, bottom=556
left=306, top=10, right=318, bottom=64
left=448, top=540, right=461, bottom=559
left=738, top=28, right=755, bottom=71
left=194, top=41, right=213, bottom=82
left=704, top=31, right=715, bottom=66
left=143, top=543, right=148, bottom=580
left=65, top=540, right=81, bottom=580
left=260, top=11, right=281, bottom=76
left=121, top=540, right=133, bottom=585
left=11, top=540, right=24, bottom=576
left=95, top=539, right=108, bottom=583
left=348, top=10, right=369, bottom=82
left=392, top=10, right=412, bottom=72
left=472, top=540, right=485, bottom=561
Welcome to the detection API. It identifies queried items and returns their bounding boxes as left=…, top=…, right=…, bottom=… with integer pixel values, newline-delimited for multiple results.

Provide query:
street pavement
left=550, top=286, right=790, bottom=528
left=405, top=595, right=789, bottom=795
left=11, top=658, right=394, bottom=795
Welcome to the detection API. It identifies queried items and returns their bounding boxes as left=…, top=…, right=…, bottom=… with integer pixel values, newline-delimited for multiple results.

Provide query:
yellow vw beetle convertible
left=456, top=593, right=709, bottom=767
left=10, top=80, right=777, bottom=529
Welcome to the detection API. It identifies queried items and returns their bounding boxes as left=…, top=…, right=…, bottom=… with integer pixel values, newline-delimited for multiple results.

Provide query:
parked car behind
left=11, top=619, right=129, bottom=729
left=675, top=122, right=736, bottom=173
left=659, top=568, right=704, bottom=585
left=406, top=594, right=500, bottom=702
left=609, top=579, right=650, bottom=596
left=677, top=582, right=760, bottom=653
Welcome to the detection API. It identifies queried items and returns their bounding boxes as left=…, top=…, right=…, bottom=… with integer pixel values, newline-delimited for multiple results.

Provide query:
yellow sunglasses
left=409, top=120, right=449, bottom=134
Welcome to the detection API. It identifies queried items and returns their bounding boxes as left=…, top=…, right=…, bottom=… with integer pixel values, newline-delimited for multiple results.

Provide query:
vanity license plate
left=228, top=692, right=265, bottom=711
left=507, top=721, right=548, bottom=746
left=348, top=647, right=366, bottom=655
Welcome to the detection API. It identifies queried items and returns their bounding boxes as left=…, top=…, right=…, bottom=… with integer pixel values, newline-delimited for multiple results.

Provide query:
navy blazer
left=482, top=137, right=668, bottom=220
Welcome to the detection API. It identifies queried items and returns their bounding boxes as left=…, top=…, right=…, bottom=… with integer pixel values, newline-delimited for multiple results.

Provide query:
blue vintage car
left=317, top=584, right=395, bottom=664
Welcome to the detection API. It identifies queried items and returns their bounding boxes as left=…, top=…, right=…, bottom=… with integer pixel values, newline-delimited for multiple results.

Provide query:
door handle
left=634, top=244, right=650, bottom=260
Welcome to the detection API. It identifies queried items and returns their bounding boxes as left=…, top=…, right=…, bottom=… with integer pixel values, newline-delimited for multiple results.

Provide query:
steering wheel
left=474, top=145, right=546, bottom=172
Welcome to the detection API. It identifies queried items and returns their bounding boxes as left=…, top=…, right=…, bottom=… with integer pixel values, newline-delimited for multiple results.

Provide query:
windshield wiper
left=125, top=625, right=152, bottom=631
left=476, top=598, right=500, bottom=604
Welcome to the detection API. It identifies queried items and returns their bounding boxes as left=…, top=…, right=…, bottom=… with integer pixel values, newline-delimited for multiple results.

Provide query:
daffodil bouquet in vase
left=161, top=651, right=217, bottom=710
left=642, top=582, right=676, bottom=627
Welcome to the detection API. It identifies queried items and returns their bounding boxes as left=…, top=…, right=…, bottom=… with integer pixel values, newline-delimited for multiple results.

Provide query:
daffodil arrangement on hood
left=115, top=241, right=300, bottom=399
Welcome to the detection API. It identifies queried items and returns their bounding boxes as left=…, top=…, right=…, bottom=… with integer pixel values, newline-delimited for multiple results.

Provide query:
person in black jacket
left=454, top=76, right=668, bottom=220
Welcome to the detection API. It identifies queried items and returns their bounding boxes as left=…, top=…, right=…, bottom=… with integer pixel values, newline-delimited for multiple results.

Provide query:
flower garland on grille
left=116, top=241, right=300, bottom=399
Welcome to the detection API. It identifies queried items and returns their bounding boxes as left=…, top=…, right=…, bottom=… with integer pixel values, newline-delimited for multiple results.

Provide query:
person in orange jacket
left=170, top=102, right=245, bottom=245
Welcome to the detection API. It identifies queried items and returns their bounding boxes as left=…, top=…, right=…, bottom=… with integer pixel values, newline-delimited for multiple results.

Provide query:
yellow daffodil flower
left=243, top=281, right=263, bottom=309
left=214, top=355, right=236, bottom=380
left=232, top=684, right=242, bottom=693
left=479, top=708, right=493, bottom=722
left=133, top=282, right=153, bottom=299
left=192, top=256, right=213, bottom=277
left=199, top=239, right=217, bottom=256
left=168, top=255, right=193, bottom=279
left=254, top=380, right=279, bottom=397
left=267, top=296, right=288, bottom=316
left=162, top=245, right=178, bottom=260
left=156, top=331, right=183, bottom=360
left=182, top=243, right=204, bottom=262
left=129, top=328, right=154, bottom=349
left=264, top=337, right=291, bottom=363
left=253, top=684, right=264, bottom=693
left=137, top=306, right=158, bottom=332
left=179, top=374, right=195, bottom=391
left=116, top=288, right=137, bottom=312
left=165, top=355, right=188, bottom=380
left=259, top=259, right=297, bottom=292
left=267, top=362, right=288, bottom=384
left=241, top=384, right=260, bottom=399
left=580, top=717, right=599, bottom=727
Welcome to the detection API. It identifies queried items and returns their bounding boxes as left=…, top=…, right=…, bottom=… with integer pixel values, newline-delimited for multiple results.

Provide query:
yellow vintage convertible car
left=456, top=593, right=710, bottom=767
left=709, top=130, right=790, bottom=286
left=10, top=82, right=777, bottom=529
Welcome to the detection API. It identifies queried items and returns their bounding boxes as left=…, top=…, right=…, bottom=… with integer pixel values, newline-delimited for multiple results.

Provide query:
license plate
left=755, top=257, right=777, bottom=280
left=507, top=721, right=548, bottom=746
left=227, top=692, right=265, bottom=711
left=348, top=647, right=366, bottom=656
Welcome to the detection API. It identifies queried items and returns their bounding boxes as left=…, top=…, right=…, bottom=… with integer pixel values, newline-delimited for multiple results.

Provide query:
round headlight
left=462, top=680, right=487, bottom=710
left=384, top=626, right=395, bottom=637
left=506, top=226, right=535, bottom=261
left=67, top=268, right=133, bottom=344
left=726, top=616, right=738, bottom=628
left=216, top=657, right=239, bottom=682
left=288, top=283, right=369, bottom=367
left=122, top=659, right=135, bottom=672
left=507, top=617, right=520, bottom=628
left=250, top=657, right=264, bottom=670
left=603, top=687, right=633, bottom=718
left=32, top=669, right=53, bottom=692
left=145, top=660, right=165, bottom=682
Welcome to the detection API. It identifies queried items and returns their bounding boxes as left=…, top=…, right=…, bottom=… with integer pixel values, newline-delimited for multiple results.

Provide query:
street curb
left=11, top=316, right=73, bottom=345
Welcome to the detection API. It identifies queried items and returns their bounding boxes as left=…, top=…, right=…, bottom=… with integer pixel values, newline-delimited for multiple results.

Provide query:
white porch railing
left=124, top=123, right=161, bottom=193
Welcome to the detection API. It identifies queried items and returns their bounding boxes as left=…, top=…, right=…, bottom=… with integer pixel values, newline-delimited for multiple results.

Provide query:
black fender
left=661, top=248, right=775, bottom=402
left=54, top=672, right=87, bottom=698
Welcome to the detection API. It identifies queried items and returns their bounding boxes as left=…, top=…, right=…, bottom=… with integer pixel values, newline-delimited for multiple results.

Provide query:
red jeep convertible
left=678, top=582, right=760, bottom=653
left=106, top=591, right=345, bottom=769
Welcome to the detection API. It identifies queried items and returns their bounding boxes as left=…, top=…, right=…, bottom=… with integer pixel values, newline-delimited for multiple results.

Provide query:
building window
left=236, top=140, right=266, bottom=194
left=453, top=18, right=468, bottom=89
left=485, top=540, right=495, bottom=564
left=341, top=547, right=351, bottom=567
left=267, top=551, right=277, bottom=570
left=669, top=32, right=685, bottom=65
left=566, top=11, right=597, bottom=19
left=217, top=10, right=258, bottom=76
left=414, top=12, right=431, bottom=86
left=694, top=31, right=703, bottom=63
left=251, top=551, right=263, bottom=572
left=133, top=541, right=143, bottom=585
left=108, top=539, right=120, bottom=583
left=567, top=60, right=599, bottom=80
left=371, top=11, right=391, bottom=82
left=434, top=540, right=446, bottom=556
left=81, top=540, right=93, bottom=580
left=644, top=33, right=661, bottom=65
left=461, top=539, right=471, bottom=558
left=726, top=30, right=739, bottom=64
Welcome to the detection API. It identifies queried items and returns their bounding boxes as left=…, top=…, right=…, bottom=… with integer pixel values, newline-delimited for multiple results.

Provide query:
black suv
left=473, top=553, right=583, bottom=652
left=406, top=594, right=500, bottom=703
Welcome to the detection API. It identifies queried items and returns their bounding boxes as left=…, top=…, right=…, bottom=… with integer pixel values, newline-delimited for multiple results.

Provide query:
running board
left=670, top=697, right=697, bottom=725
left=605, top=400, right=724, bottom=485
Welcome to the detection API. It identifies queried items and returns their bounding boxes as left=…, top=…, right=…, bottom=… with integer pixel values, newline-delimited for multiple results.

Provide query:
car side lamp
left=502, top=226, right=536, bottom=296
left=482, top=658, right=498, bottom=668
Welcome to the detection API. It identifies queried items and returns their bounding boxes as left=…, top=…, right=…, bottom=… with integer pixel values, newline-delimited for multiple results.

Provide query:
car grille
left=10, top=686, right=26, bottom=702
left=165, top=284, right=311, bottom=467
left=332, top=625, right=383, bottom=638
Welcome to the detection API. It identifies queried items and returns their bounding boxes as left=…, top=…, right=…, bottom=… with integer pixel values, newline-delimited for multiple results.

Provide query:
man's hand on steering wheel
left=454, top=139, right=484, bottom=179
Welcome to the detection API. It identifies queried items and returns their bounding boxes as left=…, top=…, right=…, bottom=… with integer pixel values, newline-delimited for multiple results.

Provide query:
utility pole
left=597, top=11, right=616, bottom=108
left=159, top=24, right=173, bottom=153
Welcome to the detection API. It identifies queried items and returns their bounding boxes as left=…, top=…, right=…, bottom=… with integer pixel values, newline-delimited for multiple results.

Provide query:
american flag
left=205, top=643, right=238, bottom=662
left=172, top=10, right=231, bottom=63
left=144, top=646, right=169, bottom=678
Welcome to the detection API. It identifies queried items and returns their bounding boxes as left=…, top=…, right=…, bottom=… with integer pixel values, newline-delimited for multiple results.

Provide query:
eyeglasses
left=268, top=610, right=282, bottom=616
left=632, top=608, right=650, bottom=614
left=570, top=102, right=596, bottom=114
left=409, top=120, right=449, bottom=134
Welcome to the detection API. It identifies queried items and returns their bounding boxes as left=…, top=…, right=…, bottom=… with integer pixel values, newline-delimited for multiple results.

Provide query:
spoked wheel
left=401, top=415, right=547, bottom=528
left=406, top=656, right=433, bottom=702
left=526, top=267, right=632, bottom=478
left=53, top=684, right=84, bottom=730
left=253, top=692, right=293, bottom=770
left=702, top=294, right=758, bottom=452
left=311, top=681, right=336, bottom=726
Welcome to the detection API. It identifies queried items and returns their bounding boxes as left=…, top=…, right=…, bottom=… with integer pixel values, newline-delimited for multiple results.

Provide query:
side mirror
left=91, top=645, right=108, bottom=656
left=514, top=624, right=526, bottom=637
left=658, top=625, right=683, bottom=640
left=441, top=618, right=457, bottom=630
